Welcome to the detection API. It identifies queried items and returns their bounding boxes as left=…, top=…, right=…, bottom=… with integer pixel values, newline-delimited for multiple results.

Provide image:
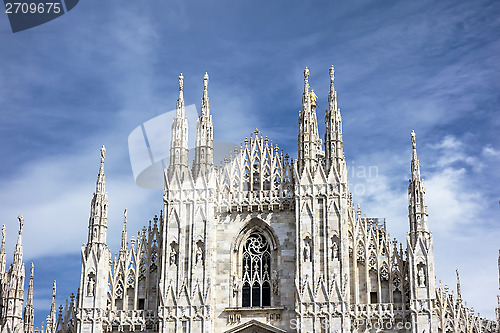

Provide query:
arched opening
left=233, top=219, right=279, bottom=308
left=241, top=232, right=271, bottom=307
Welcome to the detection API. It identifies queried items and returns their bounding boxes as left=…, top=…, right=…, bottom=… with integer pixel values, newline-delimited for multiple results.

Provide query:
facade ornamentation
left=1, top=67, right=499, bottom=333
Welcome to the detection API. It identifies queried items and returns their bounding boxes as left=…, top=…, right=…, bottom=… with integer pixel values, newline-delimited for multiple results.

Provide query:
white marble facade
left=2, top=67, right=499, bottom=333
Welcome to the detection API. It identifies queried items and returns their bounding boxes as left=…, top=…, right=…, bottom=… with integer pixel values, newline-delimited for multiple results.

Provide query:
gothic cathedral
left=1, top=67, right=499, bottom=333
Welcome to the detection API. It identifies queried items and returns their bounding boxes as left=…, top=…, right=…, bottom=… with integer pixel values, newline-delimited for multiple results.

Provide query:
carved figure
left=100, top=145, right=106, bottom=161
left=169, top=244, right=177, bottom=266
left=271, top=270, right=279, bottom=295
left=331, top=241, right=338, bottom=259
left=310, top=89, right=318, bottom=106
left=196, top=244, right=203, bottom=266
left=418, top=265, right=426, bottom=287
left=232, top=276, right=238, bottom=298
left=87, top=277, right=95, bottom=297
left=18, top=215, right=24, bottom=233
left=303, top=240, right=311, bottom=262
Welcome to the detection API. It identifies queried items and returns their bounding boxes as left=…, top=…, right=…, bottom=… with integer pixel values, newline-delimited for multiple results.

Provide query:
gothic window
left=241, top=232, right=271, bottom=307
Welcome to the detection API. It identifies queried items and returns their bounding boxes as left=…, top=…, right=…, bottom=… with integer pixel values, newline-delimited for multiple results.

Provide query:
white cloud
left=482, top=146, right=500, bottom=158
left=0, top=146, right=160, bottom=261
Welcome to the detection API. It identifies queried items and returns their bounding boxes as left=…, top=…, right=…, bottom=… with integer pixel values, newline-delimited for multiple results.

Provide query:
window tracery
left=241, top=232, right=271, bottom=307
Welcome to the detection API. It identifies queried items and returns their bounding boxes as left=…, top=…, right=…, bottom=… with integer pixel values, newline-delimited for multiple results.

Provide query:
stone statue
left=303, top=240, right=311, bottom=262
left=196, top=244, right=203, bottom=266
left=100, top=145, right=106, bottom=162
left=87, top=277, right=95, bottom=297
left=232, top=276, right=238, bottom=297
left=17, top=215, right=24, bottom=233
left=331, top=241, right=338, bottom=259
left=418, top=265, right=426, bottom=287
left=170, top=244, right=177, bottom=266
left=179, top=73, right=184, bottom=91
left=272, top=270, right=279, bottom=295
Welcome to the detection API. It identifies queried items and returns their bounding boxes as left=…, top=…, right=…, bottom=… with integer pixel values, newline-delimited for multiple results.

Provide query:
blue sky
left=0, top=0, right=499, bottom=325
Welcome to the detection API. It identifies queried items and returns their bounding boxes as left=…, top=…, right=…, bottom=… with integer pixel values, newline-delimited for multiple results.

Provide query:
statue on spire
left=310, top=89, right=318, bottom=107
left=17, top=215, right=24, bottom=234
left=179, top=73, right=184, bottom=92
left=100, top=145, right=106, bottom=163
left=411, top=130, right=417, bottom=150
left=329, top=65, right=335, bottom=83
left=303, top=67, right=310, bottom=96
left=204, top=72, right=208, bottom=91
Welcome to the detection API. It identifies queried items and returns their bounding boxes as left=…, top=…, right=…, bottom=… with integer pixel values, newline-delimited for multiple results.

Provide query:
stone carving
left=271, top=270, right=279, bottom=295
left=195, top=242, right=203, bottom=266
left=331, top=241, right=338, bottom=260
left=87, top=276, right=95, bottom=297
left=303, top=239, right=311, bottom=262
left=170, top=242, right=178, bottom=266
left=418, top=265, right=426, bottom=287
left=231, top=276, right=238, bottom=298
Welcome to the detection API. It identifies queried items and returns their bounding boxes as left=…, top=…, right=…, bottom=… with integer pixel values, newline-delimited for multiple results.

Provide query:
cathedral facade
left=1, top=67, right=499, bottom=333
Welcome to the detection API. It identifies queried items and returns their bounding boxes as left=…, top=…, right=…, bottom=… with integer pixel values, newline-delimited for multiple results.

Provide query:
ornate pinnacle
left=204, top=72, right=208, bottom=91
left=411, top=130, right=416, bottom=150
left=31, top=262, right=34, bottom=278
left=329, top=65, right=335, bottom=84
left=456, top=268, right=462, bottom=299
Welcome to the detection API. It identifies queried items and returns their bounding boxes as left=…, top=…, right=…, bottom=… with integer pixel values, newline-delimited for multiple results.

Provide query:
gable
left=224, top=320, right=286, bottom=333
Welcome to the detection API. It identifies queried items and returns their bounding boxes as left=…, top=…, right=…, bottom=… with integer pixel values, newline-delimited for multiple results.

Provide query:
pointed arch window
left=241, top=232, right=271, bottom=307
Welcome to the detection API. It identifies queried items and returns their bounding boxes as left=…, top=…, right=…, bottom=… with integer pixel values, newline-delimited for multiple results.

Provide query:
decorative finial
left=124, top=208, right=127, bottom=220
left=100, top=145, right=106, bottom=163
left=179, top=73, right=184, bottom=92
left=329, top=65, right=335, bottom=83
left=52, top=280, right=56, bottom=297
left=31, top=262, right=34, bottom=278
left=17, top=215, right=24, bottom=234
left=2, top=225, right=5, bottom=241
left=304, top=67, right=309, bottom=79
left=204, top=72, right=208, bottom=90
